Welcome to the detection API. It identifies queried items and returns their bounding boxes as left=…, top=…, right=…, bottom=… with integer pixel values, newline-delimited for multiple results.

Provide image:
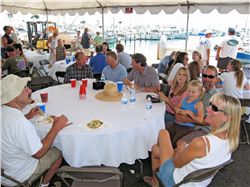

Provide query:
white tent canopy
left=1, top=0, right=250, bottom=15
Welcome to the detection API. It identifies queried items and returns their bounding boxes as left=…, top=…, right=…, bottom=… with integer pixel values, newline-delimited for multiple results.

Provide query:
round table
left=48, top=60, right=74, bottom=81
left=30, top=80, right=165, bottom=167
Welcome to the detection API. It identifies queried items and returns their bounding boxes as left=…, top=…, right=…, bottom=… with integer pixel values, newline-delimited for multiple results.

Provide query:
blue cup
left=66, top=58, right=70, bottom=64
left=117, top=82, right=123, bottom=92
left=37, top=103, right=46, bottom=113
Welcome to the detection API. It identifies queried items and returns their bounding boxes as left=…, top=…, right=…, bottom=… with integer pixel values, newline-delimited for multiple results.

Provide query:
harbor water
left=108, top=35, right=222, bottom=67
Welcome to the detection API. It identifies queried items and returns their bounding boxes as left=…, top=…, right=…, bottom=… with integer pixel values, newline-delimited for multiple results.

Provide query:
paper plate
left=77, top=121, right=111, bottom=131
left=35, top=116, right=53, bottom=125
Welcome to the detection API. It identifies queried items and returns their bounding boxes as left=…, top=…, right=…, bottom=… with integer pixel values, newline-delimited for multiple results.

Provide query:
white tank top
left=173, top=134, right=231, bottom=187
left=50, top=36, right=57, bottom=49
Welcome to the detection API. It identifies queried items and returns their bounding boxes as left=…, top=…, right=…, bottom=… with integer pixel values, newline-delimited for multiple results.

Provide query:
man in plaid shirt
left=64, top=52, right=93, bottom=83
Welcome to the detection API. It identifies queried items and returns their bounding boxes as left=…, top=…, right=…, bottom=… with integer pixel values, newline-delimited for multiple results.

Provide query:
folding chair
left=239, top=98, right=250, bottom=144
left=56, top=165, right=123, bottom=187
left=1, top=168, right=45, bottom=187
left=55, top=71, right=66, bottom=84
left=39, top=59, right=51, bottom=76
left=160, top=83, right=171, bottom=96
left=151, top=63, right=159, bottom=69
left=159, top=73, right=168, bottom=84
left=154, top=159, right=233, bottom=187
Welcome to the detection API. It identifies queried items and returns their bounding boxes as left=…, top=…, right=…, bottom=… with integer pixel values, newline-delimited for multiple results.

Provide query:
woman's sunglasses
left=202, top=74, right=216, bottom=79
left=209, top=102, right=224, bottom=113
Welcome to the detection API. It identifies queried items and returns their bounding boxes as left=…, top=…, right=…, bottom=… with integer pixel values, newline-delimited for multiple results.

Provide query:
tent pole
left=102, top=7, right=105, bottom=40
left=184, top=1, right=190, bottom=52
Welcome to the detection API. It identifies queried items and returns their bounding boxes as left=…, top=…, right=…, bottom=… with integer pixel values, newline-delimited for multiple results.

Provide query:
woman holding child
left=159, top=67, right=190, bottom=124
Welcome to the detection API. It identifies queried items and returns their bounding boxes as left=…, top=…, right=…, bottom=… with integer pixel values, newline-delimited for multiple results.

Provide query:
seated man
left=102, top=51, right=127, bottom=82
left=64, top=51, right=93, bottom=83
left=168, top=65, right=219, bottom=147
left=124, top=53, right=160, bottom=92
left=115, top=43, right=132, bottom=69
left=1, top=74, right=69, bottom=186
left=89, top=45, right=107, bottom=80
left=1, top=46, right=27, bottom=77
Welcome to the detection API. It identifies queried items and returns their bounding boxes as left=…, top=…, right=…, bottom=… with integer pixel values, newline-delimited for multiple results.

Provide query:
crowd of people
left=1, top=25, right=249, bottom=187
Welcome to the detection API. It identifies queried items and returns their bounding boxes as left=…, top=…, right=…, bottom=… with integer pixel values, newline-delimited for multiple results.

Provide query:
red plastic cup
left=70, top=79, right=76, bottom=88
left=79, top=85, right=86, bottom=99
left=40, top=92, right=48, bottom=103
left=82, top=79, right=88, bottom=87
left=79, top=85, right=86, bottom=94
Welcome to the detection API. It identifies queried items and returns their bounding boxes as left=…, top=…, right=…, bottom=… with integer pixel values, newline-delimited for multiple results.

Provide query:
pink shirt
left=166, top=90, right=188, bottom=114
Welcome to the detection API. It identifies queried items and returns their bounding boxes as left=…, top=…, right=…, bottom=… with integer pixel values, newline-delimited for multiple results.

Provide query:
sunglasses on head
left=202, top=74, right=216, bottom=79
left=209, top=102, right=224, bottom=113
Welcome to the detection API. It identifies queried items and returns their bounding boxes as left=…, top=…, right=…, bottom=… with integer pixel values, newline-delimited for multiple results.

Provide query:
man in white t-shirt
left=198, top=30, right=212, bottom=65
left=216, top=27, right=242, bottom=72
left=1, top=75, right=69, bottom=186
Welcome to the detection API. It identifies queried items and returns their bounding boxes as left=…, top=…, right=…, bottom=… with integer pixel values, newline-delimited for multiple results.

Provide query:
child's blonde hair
left=188, top=80, right=204, bottom=99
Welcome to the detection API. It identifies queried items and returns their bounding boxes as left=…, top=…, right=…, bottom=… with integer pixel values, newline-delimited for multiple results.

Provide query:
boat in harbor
left=104, top=31, right=117, bottom=44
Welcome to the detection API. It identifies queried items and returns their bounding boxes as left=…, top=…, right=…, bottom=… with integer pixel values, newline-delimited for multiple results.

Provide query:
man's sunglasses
left=202, top=74, right=216, bottom=79
left=209, top=102, right=224, bottom=113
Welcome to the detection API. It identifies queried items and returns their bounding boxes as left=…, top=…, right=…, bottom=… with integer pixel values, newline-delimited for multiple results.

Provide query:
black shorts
left=217, top=57, right=232, bottom=70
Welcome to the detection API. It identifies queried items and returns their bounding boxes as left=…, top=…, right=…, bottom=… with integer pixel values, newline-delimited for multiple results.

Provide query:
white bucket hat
left=1, top=74, right=31, bottom=105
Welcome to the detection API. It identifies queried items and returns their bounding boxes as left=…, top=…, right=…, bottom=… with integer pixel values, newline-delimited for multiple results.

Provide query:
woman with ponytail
left=219, top=59, right=250, bottom=98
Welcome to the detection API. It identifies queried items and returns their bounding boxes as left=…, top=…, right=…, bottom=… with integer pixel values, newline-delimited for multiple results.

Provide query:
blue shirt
left=102, top=63, right=127, bottom=82
left=89, top=53, right=107, bottom=74
left=157, top=55, right=172, bottom=74
left=180, top=97, right=200, bottom=127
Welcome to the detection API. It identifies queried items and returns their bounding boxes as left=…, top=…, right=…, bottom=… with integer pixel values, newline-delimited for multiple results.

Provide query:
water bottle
left=129, top=85, right=136, bottom=104
left=121, top=93, right=128, bottom=105
left=72, top=55, right=75, bottom=62
left=145, top=97, right=152, bottom=109
left=100, top=73, right=105, bottom=82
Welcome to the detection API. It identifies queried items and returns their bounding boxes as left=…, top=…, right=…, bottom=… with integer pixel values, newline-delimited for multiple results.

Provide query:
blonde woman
left=159, top=67, right=190, bottom=124
left=46, top=29, right=59, bottom=65
left=219, top=59, right=250, bottom=98
left=144, top=93, right=241, bottom=187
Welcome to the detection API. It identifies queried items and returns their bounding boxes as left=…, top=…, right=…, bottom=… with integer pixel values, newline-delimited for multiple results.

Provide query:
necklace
left=12, top=101, right=23, bottom=112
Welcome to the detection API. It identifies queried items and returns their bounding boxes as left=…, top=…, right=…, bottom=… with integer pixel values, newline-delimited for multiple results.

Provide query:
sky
left=0, top=9, right=249, bottom=34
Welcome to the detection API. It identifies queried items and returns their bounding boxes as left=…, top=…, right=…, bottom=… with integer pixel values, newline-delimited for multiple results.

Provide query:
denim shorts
left=158, top=159, right=176, bottom=187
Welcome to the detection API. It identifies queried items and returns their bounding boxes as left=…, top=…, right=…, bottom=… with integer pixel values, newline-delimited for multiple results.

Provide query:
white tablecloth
left=30, top=80, right=165, bottom=167
left=24, top=50, right=49, bottom=68
left=48, top=60, right=74, bottom=81
left=24, top=50, right=50, bottom=76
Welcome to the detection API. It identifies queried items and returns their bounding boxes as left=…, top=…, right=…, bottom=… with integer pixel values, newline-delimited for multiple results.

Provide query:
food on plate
left=37, top=116, right=53, bottom=124
left=87, top=120, right=103, bottom=129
